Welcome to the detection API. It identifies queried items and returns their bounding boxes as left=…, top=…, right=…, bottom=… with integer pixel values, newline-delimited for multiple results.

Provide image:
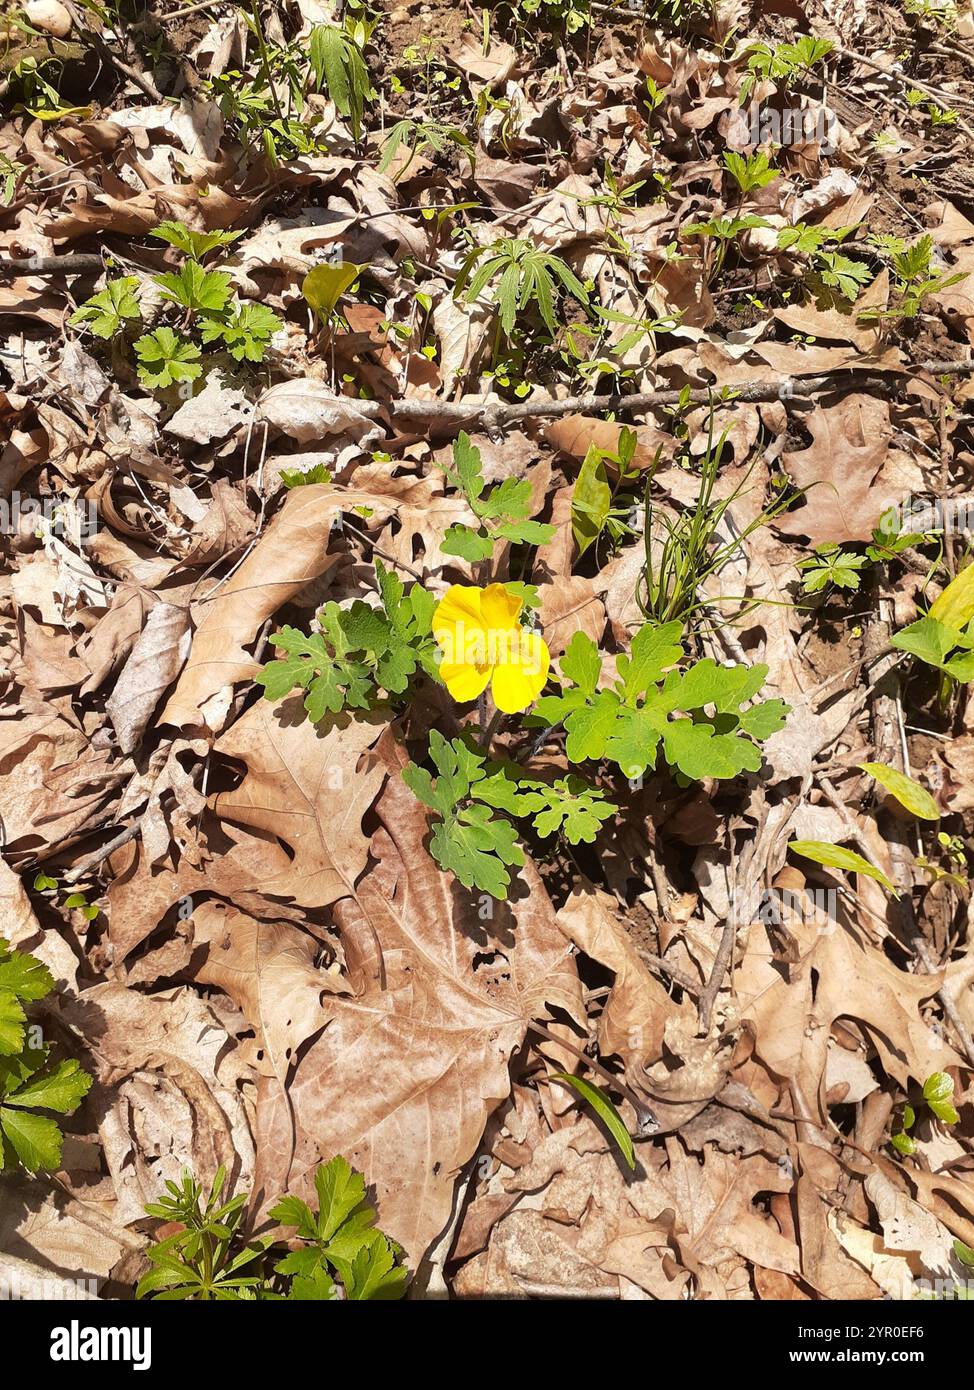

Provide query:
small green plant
left=0, top=153, right=27, bottom=205
left=69, top=276, right=142, bottom=339
left=200, top=301, right=283, bottom=363
left=722, top=149, right=778, bottom=197
left=137, top=1155, right=406, bottom=1301
left=133, top=328, right=203, bottom=390
left=798, top=544, right=870, bottom=594
left=308, top=20, right=375, bottom=142
left=280, top=463, right=333, bottom=489
left=492, top=0, right=592, bottom=38
left=776, top=222, right=872, bottom=302
left=893, top=615, right=974, bottom=683
left=257, top=561, right=438, bottom=721
left=269, top=1154, right=407, bottom=1300
left=796, top=517, right=937, bottom=599
left=403, top=729, right=616, bottom=898
left=917, top=830, right=969, bottom=890
left=564, top=301, right=682, bottom=384
left=682, top=214, right=769, bottom=283
left=570, top=426, right=642, bottom=557
left=137, top=1166, right=269, bottom=1300
left=639, top=425, right=791, bottom=626
left=72, top=221, right=283, bottom=392
left=454, top=236, right=590, bottom=359
left=739, top=36, right=835, bottom=104
left=892, top=1071, right=961, bottom=1155
left=892, top=564, right=974, bottom=687
left=378, top=117, right=475, bottom=179
left=439, top=431, right=555, bottom=564
left=531, top=625, right=789, bottom=787
left=862, top=234, right=967, bottom=320
left=0, top=937, right=91, bottom=1173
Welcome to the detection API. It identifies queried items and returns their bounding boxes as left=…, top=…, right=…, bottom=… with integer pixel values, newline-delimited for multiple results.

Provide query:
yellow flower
left=433, top=583, right=550, bottom=714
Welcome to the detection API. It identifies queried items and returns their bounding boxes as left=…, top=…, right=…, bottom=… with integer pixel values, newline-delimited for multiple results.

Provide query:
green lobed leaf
left=134, top=328, right=202, bottom=389
left=3, top=1057, right=91, bottom=1114
left=69, top=276, right=141, bottom=339
left=0, top=1107, right=64, bottom=1172
left=155, top=261, right=232, bottom=314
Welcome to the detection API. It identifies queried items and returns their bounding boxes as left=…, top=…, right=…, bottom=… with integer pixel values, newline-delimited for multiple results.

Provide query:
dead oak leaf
left=253, top=759, right=584, bottom=1267
left=212, top=700, right=388, bottom=911
left=774, top=395, right=901, bottom=545
left=161, top=483, right=394, bottom=732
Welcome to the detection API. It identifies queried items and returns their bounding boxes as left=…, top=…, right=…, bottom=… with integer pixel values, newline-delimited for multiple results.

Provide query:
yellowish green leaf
left=859, top=762, right=940, bottom=821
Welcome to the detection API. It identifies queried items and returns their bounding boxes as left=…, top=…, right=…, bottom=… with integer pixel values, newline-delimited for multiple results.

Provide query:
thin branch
left=343, top=358, right=974, bottom=428
left=0, top=254, right=104, bottom=278
left=63, top=1, right=163, bottom=102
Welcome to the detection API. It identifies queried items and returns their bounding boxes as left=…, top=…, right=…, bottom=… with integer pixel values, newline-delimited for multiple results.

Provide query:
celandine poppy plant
left=432, top=583, right=550, bottom=713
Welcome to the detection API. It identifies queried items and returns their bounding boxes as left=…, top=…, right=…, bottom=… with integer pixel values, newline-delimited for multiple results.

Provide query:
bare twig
left=697, top=911, right=738, bottom=1035
left=635, top=948, right=700, bottom=997
left=63, top=2, right=163, bottom=102
left=342, top=358, right=974, bottom=428
left=159, top=0, right=229, bottom=20
left=0, top=254, right=104, bottom=278
left=939, top=401, right=956, bottom=578
left=62, top=819, right=143, bottom=883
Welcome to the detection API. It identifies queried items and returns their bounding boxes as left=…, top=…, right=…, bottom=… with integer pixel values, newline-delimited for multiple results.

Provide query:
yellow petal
left=433, top=585, right=485, bottom=642
left=480, top=583, right=522, bottom=632
left=433, top=584, right=487, bottom=668
left=440, top=658, right=492, bottom=704
left=491, top=631, right=550, bottom=713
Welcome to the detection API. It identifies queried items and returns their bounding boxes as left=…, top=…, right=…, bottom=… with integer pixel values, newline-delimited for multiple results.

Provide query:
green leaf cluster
left=892, top=1072, right=961, bottom=1156
left=530, top=626, right=789, bottom=782
left=378, top=118, right=475, bottom=179
left=137, top=1166, right=268, bottom=1300
left=864, top=233, right=968, bottom=320
left=308, top=23, right=375, bottom=142
left=440, top=432, right=555, bottom=562
left=722, top=150, right=777, bottom=195
left=740, top=35, right=834, bottom=102
left=403, top=731, right=528, bottom=899
left=775, top=223, right=872, bottom=302
left=403, top=730, right=614, bottom=898
left=69, top=276, right=141, bottom=339
left=0, top=937, right=91, bottom=1173
left=454, top=236, right=589, bottom=350
left=74, top=220, right=282, bottom=390
left=570, top=427, right=641, bottom=558
left=270, top=1155, right=407, bottom=1301
left=138, top=1156, right=406, bottom=1302
left=258, top=561, right=437, bottom=720
left=797, top=543, right=869, bottom=594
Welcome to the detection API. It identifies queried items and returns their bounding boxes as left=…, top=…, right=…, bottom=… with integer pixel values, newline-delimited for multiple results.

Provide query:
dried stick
left=0, top=254, right=104, bottom=278
left=343, top=358, right=974, bottom=428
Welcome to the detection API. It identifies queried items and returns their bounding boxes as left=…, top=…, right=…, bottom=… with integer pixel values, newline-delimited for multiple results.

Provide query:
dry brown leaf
left=253, top=758, right=584, bottom=1267
left=105, top=600, right=191, bottom=754
left=211, top=699, right=387, bottom=910
left=774, top=395, right=901, bottom=545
